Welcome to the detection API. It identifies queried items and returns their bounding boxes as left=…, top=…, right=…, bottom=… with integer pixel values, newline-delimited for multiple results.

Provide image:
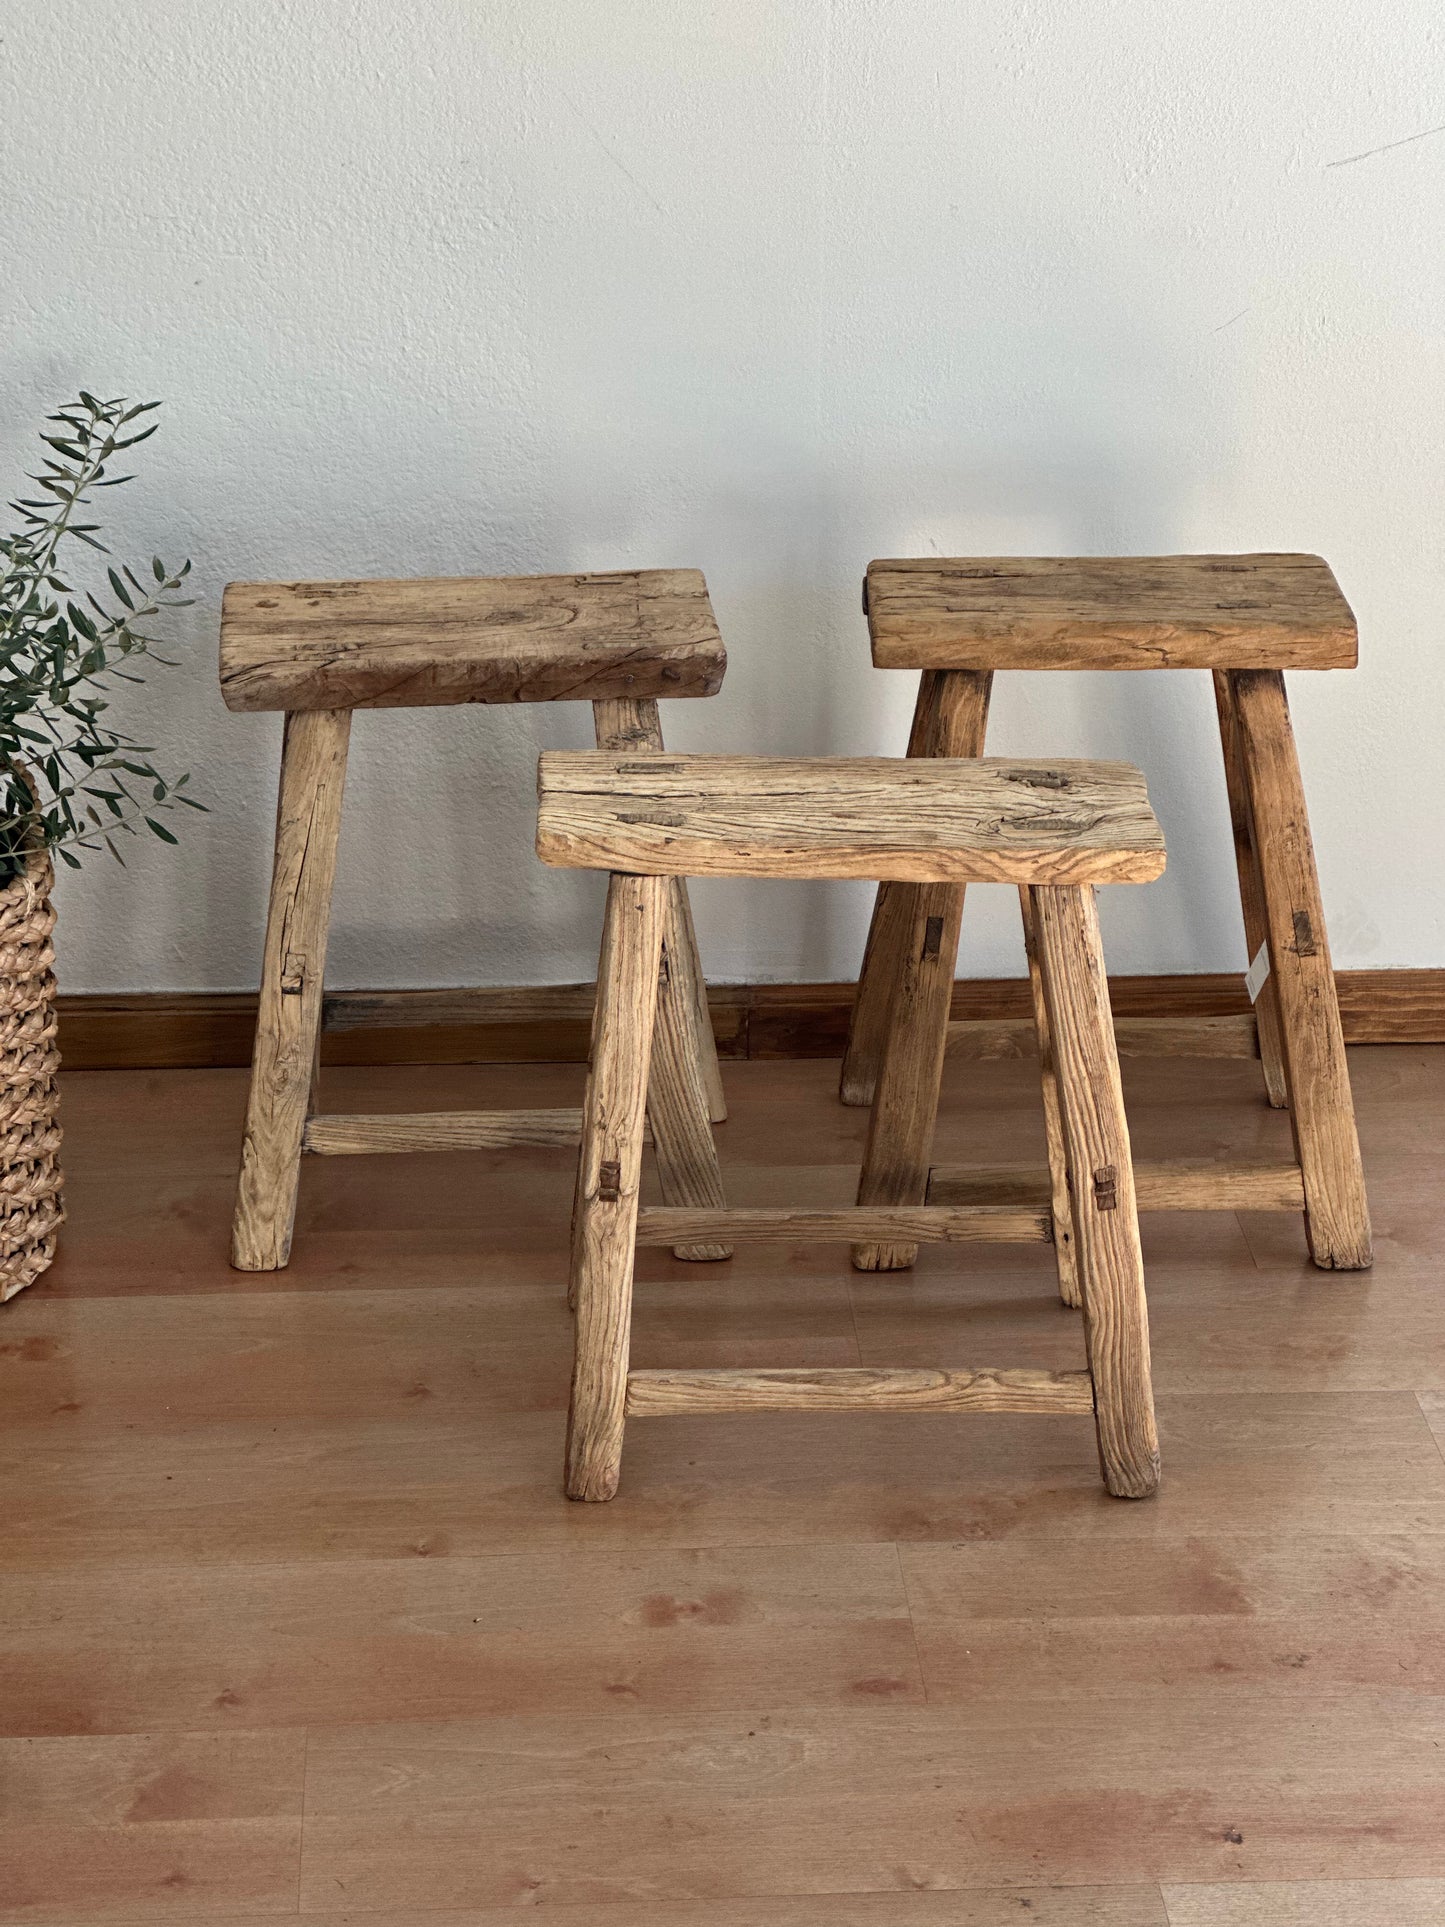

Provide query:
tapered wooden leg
left=838, top=870, right=917, bottom=1108
left=840, top=670, right=992, bottom=1105
left=1230, top=670, right=1372, bottom=1269
left=565, top=872, right=667, bottom=1501
left=1213, top=670, right=1288, bottom=1108
left=593, top=698, right=725, bottom=1122
left=1032, top=885, right=1159, bottom=1499
left=649, top=905, right=732, bottom=1261
left=591, top=696, right=727, bottom=1262
left=232, top=708, right=351, bottom=1271
left=852, top=877, right=966, bottom=1271
left=1019, top=885, right=1080, bottom=1308
left=667, top=869, right=726, bottom=1125
left=565, top=950, right=604, bottom=1315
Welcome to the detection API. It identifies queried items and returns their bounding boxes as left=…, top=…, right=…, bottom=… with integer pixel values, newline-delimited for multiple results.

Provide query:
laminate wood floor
left=2, top=1046, right=1442, bottom=1924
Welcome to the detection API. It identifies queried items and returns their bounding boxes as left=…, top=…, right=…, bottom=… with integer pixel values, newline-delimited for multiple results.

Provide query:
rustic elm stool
left=537, top=749, right=1166, bottom=1502
left=843, top=553, right=1371, bottom=1284
left=220, top=569, right=728, bottom=1272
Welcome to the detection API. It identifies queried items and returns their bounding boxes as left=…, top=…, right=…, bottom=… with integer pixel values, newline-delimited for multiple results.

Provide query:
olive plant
left=0, top=391, right=202, bottom=879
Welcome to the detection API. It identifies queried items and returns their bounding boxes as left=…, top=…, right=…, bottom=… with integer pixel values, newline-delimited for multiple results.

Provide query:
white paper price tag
left=1245, top=942, right=1271, bottom=1005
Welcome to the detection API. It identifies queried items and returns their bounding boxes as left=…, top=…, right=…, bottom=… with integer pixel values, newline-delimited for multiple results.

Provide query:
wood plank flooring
left=1, top=1046, right=1442, bottom=1922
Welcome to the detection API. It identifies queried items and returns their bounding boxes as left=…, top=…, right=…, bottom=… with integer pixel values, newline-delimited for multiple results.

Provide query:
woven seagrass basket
left=0, top=842, right=62, bottom=1300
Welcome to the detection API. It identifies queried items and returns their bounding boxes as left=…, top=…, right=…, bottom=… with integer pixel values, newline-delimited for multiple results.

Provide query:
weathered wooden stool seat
left=866, top=552, right=1357, bottom=672
left=540, top=751, right=1165, bottom=1504
left=536, top=753, right=1165, bottom=882
left=846, top=550, right=1371, bottom=1280
left=223, top=569, right=728, bottom=1273
left=220, top=569, right=726, bottom=711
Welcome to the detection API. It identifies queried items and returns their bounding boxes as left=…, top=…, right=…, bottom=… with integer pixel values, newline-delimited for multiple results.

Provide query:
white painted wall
left=4, top=1, right=1442, bottom=994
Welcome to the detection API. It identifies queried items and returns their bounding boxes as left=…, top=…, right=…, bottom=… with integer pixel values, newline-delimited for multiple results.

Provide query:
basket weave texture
left=0, top=845, right=62, bottom=1300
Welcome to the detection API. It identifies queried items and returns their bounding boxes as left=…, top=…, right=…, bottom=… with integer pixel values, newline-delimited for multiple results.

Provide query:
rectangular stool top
left=865, top=553, right=1357, bottom=672
left=220, top=569, right=727, bottom=712
left=536, top=753, right=1165, bottom=884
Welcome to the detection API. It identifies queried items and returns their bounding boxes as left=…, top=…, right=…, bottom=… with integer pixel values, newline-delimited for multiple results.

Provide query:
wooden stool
left=221, top=569, right=728, bottom=1271
left=537, top=750, right=1166, bottom=1502
left=843, top=553, right=1372, bottom=1277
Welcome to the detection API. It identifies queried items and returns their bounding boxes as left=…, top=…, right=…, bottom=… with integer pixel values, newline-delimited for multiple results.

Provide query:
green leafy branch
left=0, top=392, right=204, bottom=880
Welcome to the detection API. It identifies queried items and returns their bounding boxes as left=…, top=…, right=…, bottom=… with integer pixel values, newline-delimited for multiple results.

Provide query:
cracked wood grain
left=865, top=553, right=1357, bottom=672
left=536, top=754, right=1165, bottom=884
left=221, top=570, right=726, bottom=712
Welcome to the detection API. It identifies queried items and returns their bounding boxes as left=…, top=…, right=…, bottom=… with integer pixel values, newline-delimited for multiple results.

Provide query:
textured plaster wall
left=3, top=1, right=1442, bottom=994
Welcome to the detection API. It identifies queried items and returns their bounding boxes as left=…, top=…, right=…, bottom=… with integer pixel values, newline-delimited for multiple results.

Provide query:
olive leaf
left=0, top=393, right=203, bottom=880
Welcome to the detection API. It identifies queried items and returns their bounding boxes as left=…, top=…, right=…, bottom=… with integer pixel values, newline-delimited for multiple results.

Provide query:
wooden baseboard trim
left=53, top=969, right=1445, bottom=1071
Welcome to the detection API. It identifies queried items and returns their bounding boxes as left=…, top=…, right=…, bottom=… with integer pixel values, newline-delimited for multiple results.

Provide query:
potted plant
left=0, top=392, right=201, bottom=1299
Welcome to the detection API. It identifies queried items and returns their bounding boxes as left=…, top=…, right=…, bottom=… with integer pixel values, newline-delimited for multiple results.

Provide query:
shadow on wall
left=59, top=404, right=1245, bottom=991
left=198, top=494, right=632, bottom=992
left=179, top=449, right=1248, bottom=995
left=608, top=449, right=1241, bottom=986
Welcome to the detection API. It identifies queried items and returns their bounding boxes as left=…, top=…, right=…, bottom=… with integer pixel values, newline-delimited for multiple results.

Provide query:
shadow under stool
left=220, top=568, right=728, bottom=1272
left=842, top=552, right=1372, bottom=1282
left=537, top=749, right=1167, bottom=1502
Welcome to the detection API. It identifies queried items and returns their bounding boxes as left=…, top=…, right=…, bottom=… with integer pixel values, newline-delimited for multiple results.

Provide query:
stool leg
left=564, top=900, right=727, bottom=1297
left=668, top=870, right=727, bottom=1125
left=1229, top=670, right=1372, bottom=1269
left=840, top=670, right=992, bottom=1105
left=592, top=697, right=725, bottom=1123
left=649, top=909, right=732, bottom=1261
left=1018, top=885, right=1081, bottom=1308
left=1213, top=670, right=1289, bottom=1108
left=839, top=867, right=917, bottom=1109
left=565, top=957, right=603, bottom=1315
left=852, top=877, right=966, bottom=1271
left=565, top=871, right=667, bottom=1501
left=231, top=708, right=351, bottom=1271
left=591, top=696, right=727, bottom=1261
left=1032, top=885, right=1159, bottom=1499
